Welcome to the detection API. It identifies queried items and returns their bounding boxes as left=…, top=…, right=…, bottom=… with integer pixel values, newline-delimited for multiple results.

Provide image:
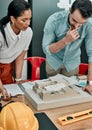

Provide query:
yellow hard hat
left=0, top=102, right=39, bottom=130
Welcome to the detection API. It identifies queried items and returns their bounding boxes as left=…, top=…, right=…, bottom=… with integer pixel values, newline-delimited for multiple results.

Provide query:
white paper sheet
left=4, top=84, right=24, bottom=96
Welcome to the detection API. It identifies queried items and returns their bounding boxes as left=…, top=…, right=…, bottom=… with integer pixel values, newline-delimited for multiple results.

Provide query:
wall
left=0, top=0, right=12, bottom=19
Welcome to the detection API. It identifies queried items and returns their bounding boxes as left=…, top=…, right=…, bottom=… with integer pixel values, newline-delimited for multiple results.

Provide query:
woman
left=0, top=0, right=33, bottom=98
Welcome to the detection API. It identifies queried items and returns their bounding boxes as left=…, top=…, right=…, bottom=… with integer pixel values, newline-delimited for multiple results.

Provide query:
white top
left=0, top=22, right=33, bottom=63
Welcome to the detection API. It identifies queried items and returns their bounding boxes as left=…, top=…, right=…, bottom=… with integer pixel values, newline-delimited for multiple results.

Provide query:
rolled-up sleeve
left=42, top=16, right=56, bottom=56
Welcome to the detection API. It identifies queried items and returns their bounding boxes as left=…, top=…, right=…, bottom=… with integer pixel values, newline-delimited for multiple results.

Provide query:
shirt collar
left=65, top=11, right=70, bottom=28
left=6, top=22, right=22, bottom=40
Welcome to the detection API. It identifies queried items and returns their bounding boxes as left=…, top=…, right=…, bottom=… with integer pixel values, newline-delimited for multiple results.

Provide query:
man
left=42, top=0, right=92, bottom=94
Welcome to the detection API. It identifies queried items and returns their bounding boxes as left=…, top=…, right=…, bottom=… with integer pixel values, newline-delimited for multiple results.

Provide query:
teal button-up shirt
left=42, top=10, right=92, bottom=72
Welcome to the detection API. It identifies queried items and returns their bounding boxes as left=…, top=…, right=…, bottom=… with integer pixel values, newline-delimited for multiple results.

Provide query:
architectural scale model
left=20, top=74, right=92, bottom=110
left=33, top=79, right=79, bottom=101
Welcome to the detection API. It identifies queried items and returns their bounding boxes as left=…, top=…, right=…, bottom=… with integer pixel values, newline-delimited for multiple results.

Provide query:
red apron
left=0, top=63, right=14, bottom=84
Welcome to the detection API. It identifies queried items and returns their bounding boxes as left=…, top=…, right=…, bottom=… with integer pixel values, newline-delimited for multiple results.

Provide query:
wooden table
left=24, top=96, right=92, bottom=130
left=1, top=94, right=92, bottom=130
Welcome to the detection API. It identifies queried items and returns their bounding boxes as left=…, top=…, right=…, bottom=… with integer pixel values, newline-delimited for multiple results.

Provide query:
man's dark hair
left=0, top=0, right=31, bottom=47
left=71, top=0, right=92, bottom=18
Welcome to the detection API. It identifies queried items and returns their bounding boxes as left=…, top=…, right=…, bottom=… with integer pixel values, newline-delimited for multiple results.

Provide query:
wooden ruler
left=57, top=109, right=92, bottom=125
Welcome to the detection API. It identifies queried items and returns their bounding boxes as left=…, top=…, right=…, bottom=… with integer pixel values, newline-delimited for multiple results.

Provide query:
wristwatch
left=87, top=80, right=92, bottom=85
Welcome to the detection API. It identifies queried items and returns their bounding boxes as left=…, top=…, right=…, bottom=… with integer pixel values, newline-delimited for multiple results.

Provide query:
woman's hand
left=2, top=88, right=11, bottom=99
